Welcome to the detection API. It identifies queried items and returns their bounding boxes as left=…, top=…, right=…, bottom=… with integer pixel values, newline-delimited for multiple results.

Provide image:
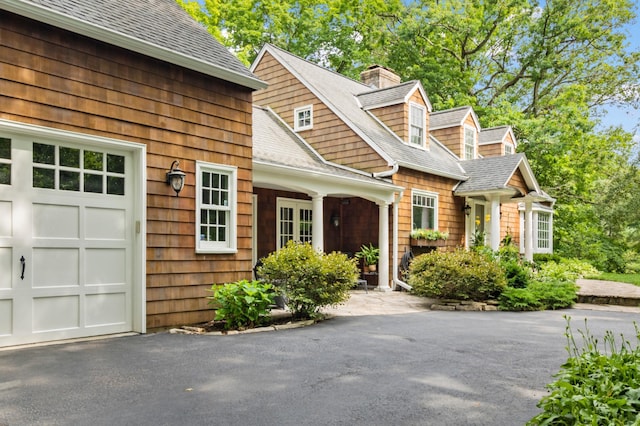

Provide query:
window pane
left=107, top=154, right=125, bottom=173
left=212, top=173, right=219, bottom=188
left=0, top=164, right=10, bottom=185
left=59, top=170, right=79, bottom=191
left=221, top=174, right=228, bottom=189
left=84, top=173, right=102, bottom=193
left=33, top=167, right=54, bottom=188
left=107, top=176, right=125, bottom=195
left=33, top=143, right=55, bottom=164
left=60, top=147, right=80, bottom=168
left=203, top=171, right=210, bottom=187
left=0, top=138, right=10, bottom=159
left=84, top=151, right=103, bottom=171
left=202, top=189, right=210, bottom=204
left=218, top=227, right=226, bottom=242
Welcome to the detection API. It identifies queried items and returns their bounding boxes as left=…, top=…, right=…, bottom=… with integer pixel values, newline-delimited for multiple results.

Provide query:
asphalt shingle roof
left=253, top=106, right=395, bottom=186
left=356, top=81, right=420, bottom=109
left=261, top=44, right=466, bottom=180
left=429, top=106, right=476, bottom=130
left=5, top=0, right=264, bottom=88
left=479, top=126, right=510, bottom=144
left=456, top=153, right=527, bottom=193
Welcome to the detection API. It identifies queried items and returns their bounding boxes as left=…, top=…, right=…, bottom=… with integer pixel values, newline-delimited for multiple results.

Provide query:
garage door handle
left=20, top=256, right=25, bottom=280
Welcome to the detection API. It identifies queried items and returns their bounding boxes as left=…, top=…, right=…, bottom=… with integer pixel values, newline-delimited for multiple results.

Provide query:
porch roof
left=454, top=153, right=550, bottom=201
left=2, top=0, right=266, bottom=90
left=253, top=106, right=402, bottom=203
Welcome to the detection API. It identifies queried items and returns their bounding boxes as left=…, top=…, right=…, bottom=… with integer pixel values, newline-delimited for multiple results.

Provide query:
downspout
left=372, top=162, right=399, bottom=178
left=392, top=190, right=412, bottom=291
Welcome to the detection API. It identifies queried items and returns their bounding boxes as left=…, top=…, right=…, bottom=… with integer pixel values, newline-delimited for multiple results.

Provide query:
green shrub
left=408, top=249, right=507, bottom=301
left=533, top=253, right=563, bottom=264
left=208, top=280, right=275, bottom=330
left=535, top=258, right=599, bottom=283
left=499, top=281, right=577, bottom=311
left=258, top=241, right=358, bottom=319
left=503, top=260, right=531, bottom=289
left=529, top=318, right=640, bottom=425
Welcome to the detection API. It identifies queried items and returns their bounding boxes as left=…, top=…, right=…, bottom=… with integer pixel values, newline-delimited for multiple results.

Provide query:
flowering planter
left=410, top=238, right=446, bottom=248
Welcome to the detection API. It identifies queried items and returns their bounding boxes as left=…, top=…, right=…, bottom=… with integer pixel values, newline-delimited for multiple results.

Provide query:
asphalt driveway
left=1, top=308, right=638, bottom=426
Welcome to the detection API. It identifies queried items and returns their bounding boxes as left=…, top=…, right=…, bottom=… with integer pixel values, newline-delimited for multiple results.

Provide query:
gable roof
left=253, top=105, right=402, bottom=202
left=479, top=126, right=517, bottom=147
left=455, top=153, right=549, bottom=201
left=430, top=106, right=480, bottom=131
left=252, top=44, right=466, bottom=181
left=356, top=81, right=433, bottom=112
left=2, top=0, right=266, bottom=90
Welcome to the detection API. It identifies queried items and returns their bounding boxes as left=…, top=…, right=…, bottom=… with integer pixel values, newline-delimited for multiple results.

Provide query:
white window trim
left=504, top=143, right=513, bottom=155
left=464, top=125, right=476, bottom=160
left=536, top=212, right=552, bottom=252
left=294, top=104, right=313, bottom=131
left=409, top=102, right=426, bottom=148
left=195, top=161, right=237, bottom=254
left=411, top=189, right=439, bottom=230
left=519, top=205, right=554, bottom=254
left=276, top=197, right=313, bottom=249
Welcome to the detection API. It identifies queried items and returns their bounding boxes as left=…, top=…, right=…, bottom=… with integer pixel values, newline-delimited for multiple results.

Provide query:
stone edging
left=430, top=300, right=499, bottom=311
left=169, top=317, right=329, bottom=336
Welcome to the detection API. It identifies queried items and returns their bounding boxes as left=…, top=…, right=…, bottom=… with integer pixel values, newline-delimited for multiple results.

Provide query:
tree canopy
left=179, top=0, right=640, bottom=271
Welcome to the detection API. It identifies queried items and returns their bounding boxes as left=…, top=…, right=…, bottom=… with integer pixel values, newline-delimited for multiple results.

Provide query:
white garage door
left=0, top=132, right=137, bottom=347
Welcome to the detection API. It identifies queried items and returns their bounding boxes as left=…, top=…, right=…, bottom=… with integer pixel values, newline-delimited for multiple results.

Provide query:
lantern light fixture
left=166, top=160, right=186, bottom=197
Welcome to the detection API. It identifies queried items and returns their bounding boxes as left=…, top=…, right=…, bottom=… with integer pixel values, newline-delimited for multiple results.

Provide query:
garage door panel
left=33, top=204, right=79, bottom=239
left=0, top=300, right=12, bottom=336
left=0, top=248, right=12, bottom=289
left=0, top=201, right=11, bottom=237
left=86, top=248, right=126, bottom=285
left=86, top=293, right=126, bottom=327
left=32, top=248, right=79, bottom=287
left=32, top=295, right=79, bottom=332
left=85, top=207, right=126, bottom=240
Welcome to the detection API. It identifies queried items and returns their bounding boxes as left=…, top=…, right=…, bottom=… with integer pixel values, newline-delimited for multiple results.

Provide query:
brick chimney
left=360, top=65, right=401, bottom=89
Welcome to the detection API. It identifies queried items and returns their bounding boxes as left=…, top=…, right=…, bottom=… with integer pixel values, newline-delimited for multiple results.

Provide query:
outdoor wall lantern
left=331, top=213, right=340, bottom=228
left=166, top=160, right=186, bottom=197
left=462, top=204, right=472, bottom=216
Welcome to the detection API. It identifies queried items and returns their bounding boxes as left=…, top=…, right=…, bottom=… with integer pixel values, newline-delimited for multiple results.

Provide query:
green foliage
left=502, top=260, right=531, bottom=289
left=533, top=253, right=563, bottom=264
left=208, top=280, right=275, bottom=330
left=354, top=243, right=379, bottom=266
left=529, top=318, right=640, bottom=425
left=258, top=241, right=358, bottom=318
left=408, top=249, right=507, bottom=301
left=499, top=281, right=577, bottom=311
left=535, top=259, right=600, bottom=283
left=410, top=228, right=449, bottom=241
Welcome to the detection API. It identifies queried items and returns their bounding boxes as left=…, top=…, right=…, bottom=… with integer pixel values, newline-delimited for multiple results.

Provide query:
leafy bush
left=535, top=258, right=599, bottom=283
left=529, top=318, right=640, bottom=425
left=533, top=253, right=563, bottom=264
left=499, top=281, right=577, bottom=311
left=408, top=249, right=507, bottom=301
left=208, top=280, right=275, bottom=330
left=502, top=260, right=531, bottom=289
left=258, top=241, right=358, bottom=319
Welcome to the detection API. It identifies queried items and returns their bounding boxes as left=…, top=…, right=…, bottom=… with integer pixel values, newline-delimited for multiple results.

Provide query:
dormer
left=430, top=106, right=481, bottom=160
left=479, top=126, right=517, bottom=157
left=357, top=67, right=433, bottom=150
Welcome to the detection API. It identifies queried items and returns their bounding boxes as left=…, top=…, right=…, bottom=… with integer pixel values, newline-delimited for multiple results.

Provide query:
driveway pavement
left=1, top=294, right=639, bottom=426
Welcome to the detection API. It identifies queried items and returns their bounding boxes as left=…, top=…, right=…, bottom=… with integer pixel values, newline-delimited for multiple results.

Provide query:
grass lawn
left=586, top=273, right=640, bottom=287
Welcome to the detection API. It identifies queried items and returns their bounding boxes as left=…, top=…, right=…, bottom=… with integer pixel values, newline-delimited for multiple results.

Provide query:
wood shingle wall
left=1, top=13, right=255, bottom=329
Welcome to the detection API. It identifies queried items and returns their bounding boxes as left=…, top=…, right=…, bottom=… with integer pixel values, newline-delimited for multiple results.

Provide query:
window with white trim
left=277, top=198, right=312, bottom=249
left=409, top=103, right=425, bottom=147
left=196, top=162, right=237, bottom=253
left=537, top=212, right=551, bottom=250
left=464, top=126, right=476, bottom=160
left=294, top=105, right=313, bottom=131
left=412, top=190, right=438, bottom=230
left=504, top=143, right=513, bottom=155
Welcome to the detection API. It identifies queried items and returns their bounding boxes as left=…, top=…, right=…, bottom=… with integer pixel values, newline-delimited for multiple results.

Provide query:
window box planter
left=410, top=238, right=446, bottom=248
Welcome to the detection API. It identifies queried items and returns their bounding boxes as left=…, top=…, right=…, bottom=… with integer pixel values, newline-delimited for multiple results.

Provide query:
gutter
left=372, top=162, right=399, bottom=178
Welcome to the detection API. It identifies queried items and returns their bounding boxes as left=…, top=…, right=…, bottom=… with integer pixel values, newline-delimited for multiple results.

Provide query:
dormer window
left=504, top=143, right=513, bottom=155
left=294, top=105, right=313, bottom=131
left=409, top=103, right=425, bottom=147
left=464, top=126, right=476, bottom=159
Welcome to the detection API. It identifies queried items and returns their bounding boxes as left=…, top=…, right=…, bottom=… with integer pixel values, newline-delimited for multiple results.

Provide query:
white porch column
left=524, top=200, right=534, bottom=262
left=311, top=194, right=324, bottom=252
left=489, top=196, right=501, bottom=250
left=377, top=201, right=391, bottom=291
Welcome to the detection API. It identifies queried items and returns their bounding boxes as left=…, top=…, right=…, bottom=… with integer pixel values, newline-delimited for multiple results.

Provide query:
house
left=250, top=44, right=554, bottom=291
left=0, top=0, right=266, bottom=347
